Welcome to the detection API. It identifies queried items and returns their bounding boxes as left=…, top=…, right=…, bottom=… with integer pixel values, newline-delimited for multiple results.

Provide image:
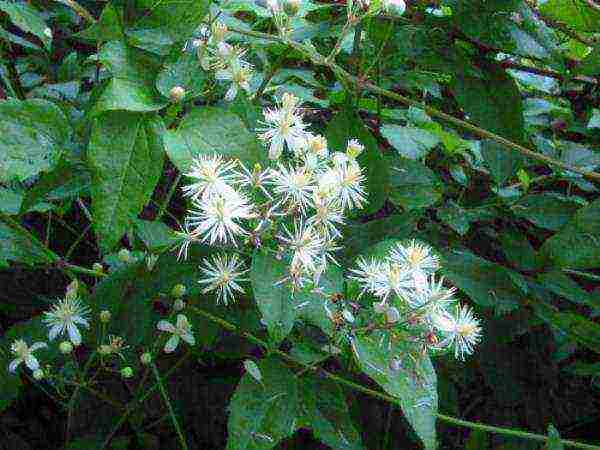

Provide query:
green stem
left=189, top=307, right=600, bottom=450
left=156, top=173, right=182, bottom=221
left=563, top=269, right=600, bottom=283
left=151, top=363, right=189, bottom=450
left=228, top=26, right=600, bottom=183
left=254, top=51, right=287, bottom=102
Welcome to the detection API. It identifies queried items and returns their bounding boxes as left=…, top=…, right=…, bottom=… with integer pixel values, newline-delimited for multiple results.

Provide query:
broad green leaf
left=164, top=107, right=265, bottom=171
left=539, top=0, right=600, bottom=32
left=126, top=0, right=209, bottom=55
left=588, top=109, right=600, bottom=129
left=442, top=250, right=526, bottom=313
left=133, top=219, right=178, bottom=253
left=250, top=250, right=296, bottom=343
left=89, top=112, right=165, bottom=252
left=498, top=228, right=541, bottom=272
left=380, top=124, right=440, bottom=160
left=547, top=312, right=600, bottom=354
left=0, top=1, right=51, bottom=49
left=541, top=198, right=600, bottom=269
left=155, top=50, right=207, bottom=99
left=437, top=201, right=496, bottom=236
left=298, top=376, right=363, bottom=450
left=351, top=333, right=438, bottom=450
left=0, top=187, right=23, bottom=215
left=227, top=357, right=299, bottom=450
left=0, top=26, right=41, bottom=50
left=511, top=193, right=584, bottom=231
left=95, top=40, right=168, bottom=113
left=75, top=3, right=124, bottom=43
left=576, top=47, right=600, bottom=77
left=0, top=99, right=70, bottom=183
left=0, top=217, right=55, bottom=268
left=537, top=271, right=600, bottom=310
left=480, top=140, right=524, bottom=185
left=388, top=156, right=442, bottom=210
left=326, top=109, right=388, bottom=214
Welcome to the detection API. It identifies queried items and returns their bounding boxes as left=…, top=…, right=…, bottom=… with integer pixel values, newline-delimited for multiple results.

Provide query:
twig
left=156, top=172, right=181, bottom=221
left=501, top=60, right=598, bottom=85
left=151, top=363, right=189, bottom=450
left=54, top=0, right=96, bottom=24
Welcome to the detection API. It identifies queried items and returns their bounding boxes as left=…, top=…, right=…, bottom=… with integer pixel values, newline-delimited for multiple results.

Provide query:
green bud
left=140, top=352, right=152, bottom=365
left=118, top=248, right=131, bottom=263
left=59, top=341, right=73, bottom=354
left=92, top=262, right=104, bottom=273
left=121, top=367, right=134, bottom=379
left=100, top=310, right=111, bottom=323
left=173, top=298, right=186, bottom=312
left=33, top=369, right=45, bottom=380
left=171, top=284, right=187, bottom=298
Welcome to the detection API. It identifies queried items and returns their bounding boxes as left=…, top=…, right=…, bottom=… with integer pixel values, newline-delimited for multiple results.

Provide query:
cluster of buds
left=175, top=93, right=367, bottom=303
left=350, top=241, right=482, bottom=360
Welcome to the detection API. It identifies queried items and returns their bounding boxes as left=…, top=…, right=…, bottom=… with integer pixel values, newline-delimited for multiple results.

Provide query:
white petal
left=25, top=355, right=40, bottom=371
left=164, top=335, right=180, bottom=353
left=29, top=342, right=47, bottom=352
left=225, top=84, right=238, bottom=102
left=8, top=358, right=21, bottom=373
left=68, top=323, right=82, bottom=346
left=73, top=316, right=89, bottom=327
left=268, top=139, right=283, bottom=160
left=157, top=320, right=176, bottom=333
left=48, top=324, right=62, bottom=341
left=176, top=314, right=189, bottom=329
left=181, top=332, right=195, bottom=346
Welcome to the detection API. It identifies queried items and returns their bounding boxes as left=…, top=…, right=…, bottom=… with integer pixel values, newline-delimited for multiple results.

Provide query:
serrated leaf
left=227, top=357, right=299, bottom=450
left=89, top=112, right=165, bottom=252
left=0, top=1, right=51, bottom=49
left=0, top=99, right=70, bottom=183
left=0, top=217, right=55, bottom=268
left=95, top=40, right=168, bottom=113
left=351, top=333, right=438, bottom=450
left=388, top=156, right=442, bottom=210
left=541, top=198, right=600, bottom=269
left=250, top=250, right=296, bottom=344
left=325, top=109, right=388, bottom=214
left=298, top=375, right=363, bottom=450
left=380, top=124, right=440, bottom=160
left=164, top=107, right=266, bottom=171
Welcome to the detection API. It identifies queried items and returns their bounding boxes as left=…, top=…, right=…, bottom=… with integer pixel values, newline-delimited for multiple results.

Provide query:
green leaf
left=537, top=270, right=600, bottom=310
left=380, top=124, right=440, bottom=159
left=75, top=3, right=124, bottom=43
left=95, top=40, right=168, bottom=113
left=0, top=26, right=41, bottom=50
left=227, top=357, right=299, bottom=450
left=325, top=109, right=388, bottom=214
left=498, top=228, right=541, bottom=272
left=0, top=99, right=71, bottom=183
left=547, top=312, right=600, bottom=354
left=0, top=217, right=55, bottom=268
left=250, top=250, right=296, bottom=344
left=298, top=376, right=363, bottom=450
left=164, top=107, right=266, bottom=171
left=133, top=219, right=178, bottom=253
left=388, top=156, right=442, bottom=210
left=438, top=201, right=496, bottom=236
left=588, top=109, right=600, bottom=130
left=0, top=187, right=23, bottom=215
left=126, top=0, right=209, bottom=55
left=539, top=0, right=600, bottom=32
left=547, top=424, right=564, bottom=450
left=155, top=50, right=207, bottom=99
left=442, top=250, right=526, bottom=313
left=511, top=193, right=584, bottom=231
left=541, top=198, right=600, bottom=269
left=89, top=112, right=165, bottom=252
left=480, top=140, right=524, bottom=185
left=351, top=333, right=438, bottom=450
left=0, top=1, right=51, bottom=49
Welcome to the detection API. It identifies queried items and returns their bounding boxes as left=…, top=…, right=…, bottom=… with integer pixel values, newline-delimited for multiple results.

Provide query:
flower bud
left=33, top=369, right=45, bottom=380
left=98, top=344, right=112, bottom=355
left=342, top=308, right=355, bottom=323
left=171, top=284, right=187, bottom=298
left=169, top=86, right=186, bottom=103
left=118, top=248, right=131, bottom=263
left=92, top=262, right=104, bottom=273
left=100, top=310, right=111, bottom=323
left=65, top=280, right=78, bottom=300
left=173, top=299, right=186, bottom=312
left=346, top=139, right=364, bottom=159
left=140, top=352, right=152, bottom=366
left=385, top=306, right=400, bottom=323
left=59, top=341, right=73, bottom=354
left=283, top=0, right=300, bottom=15
left=120, top=367, right=134, bottom=379
left=146, top=253, right=159, bottom=271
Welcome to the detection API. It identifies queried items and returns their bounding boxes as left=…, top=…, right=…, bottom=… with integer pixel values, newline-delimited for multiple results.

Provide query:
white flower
left=174, top=221, right=200, bottom=261
left=373, top=263, right=414, bottom=301
left=216, top=64, right=253, bottom=102
left=8, top=340, right=46, bottom=373
left=43, top=297, right=90, bottom=346
left=388, top=240, right=439, bottom=284
left=270, top=163, right=315, bottom=213
left=257, top=93, right=309, bottom=159
left=346, top=139, right=364, bottom=159
left=232, top=162, right=272, bottom=198
left=182, top=154, right=237, bottom=201
left=156, top=314, right=195, bottom=353
left=199, top=253, right=248, bottom=305
left=349, top=256, right=388, bottom=297
left=278, top=220, right=324, bottom=274
left=307, top=194, right=345, bottom=238
left=432, top=304, right=481, bottom=360
left=317, top=161, right=366, bottom=211
left=410, top=275, right=457, bottom=313
left=187, top=190, right=254, bottom=245
left=306, top=134, right=329, bottom=157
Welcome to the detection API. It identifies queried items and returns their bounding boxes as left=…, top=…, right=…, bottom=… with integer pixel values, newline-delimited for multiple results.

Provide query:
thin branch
left=151, top=363, right=189, bottom=450
left=501, top=60, right=598, bottom=85
left=54, top=0, right=96, bottom=24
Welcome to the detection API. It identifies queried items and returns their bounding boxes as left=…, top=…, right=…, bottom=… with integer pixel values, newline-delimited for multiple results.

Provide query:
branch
left=500, top=60, right=598, bottom=85
left=230, top=27, right=600, bottom=183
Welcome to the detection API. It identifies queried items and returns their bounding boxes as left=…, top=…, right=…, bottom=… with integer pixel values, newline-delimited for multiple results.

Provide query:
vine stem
left=229, top=26, right=600, bottom=183
left=151, top=363, right=189, bottom=450
left=189, top=307, right=600, bottom=450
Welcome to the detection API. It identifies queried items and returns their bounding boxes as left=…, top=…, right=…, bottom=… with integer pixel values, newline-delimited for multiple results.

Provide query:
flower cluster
left=350, top=240, right=482, bottom=360
left=177, top=93, right=367, bottom=303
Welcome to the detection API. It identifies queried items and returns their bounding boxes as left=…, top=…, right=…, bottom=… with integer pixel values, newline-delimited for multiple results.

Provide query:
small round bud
left=120, top=367, right=134, bottom=379
left=59, top=341, right=73, bottom=354
left=169, top=86, right=186, bottom=103
left=140, top=352, right=152, bottom=366
left=43, top=27, right=52, bottom=38
left=92, top=262, right=104, bottom=273
left=342, top=309, right=355, bottom=323
left=33, top=369, right=45, bottom=380
left=171, top=284, right=187, bottom=298
left=385, top=306, right=401, bottom=324
left=283, top=0, right=300, bottom=15
left=173, top=298, right=186, bottom=312
left=100, top=310, right=111, bottom=323
left=98, top=344, right=112, bottom=356
left=118, top=248, right=131, bottom=263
